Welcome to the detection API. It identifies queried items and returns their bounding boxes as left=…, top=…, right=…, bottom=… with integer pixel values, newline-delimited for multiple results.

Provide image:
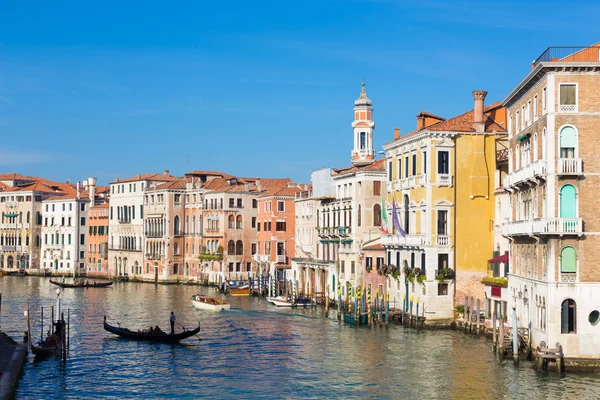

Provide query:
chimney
left=417, top=116, right=425, bottom=130
left=83, top=179, right=89, bottom=191
left=164, top=169, right=170, bottom=176
left=394, top=128, right=400, bottom=140
left=88, top=177, right=96, bottom=205
left=472, top=90, right=488, bottom=133
left=256, top=179, right=261, bottom=192
left=76, top=181, right=80, bottom=200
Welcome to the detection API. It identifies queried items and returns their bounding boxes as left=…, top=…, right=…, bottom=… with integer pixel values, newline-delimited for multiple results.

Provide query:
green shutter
left=560, top=185, right=577, bottom=218
left=560, top=126, right=576, bottom=148
left=560, top=247, right=577, bottom=273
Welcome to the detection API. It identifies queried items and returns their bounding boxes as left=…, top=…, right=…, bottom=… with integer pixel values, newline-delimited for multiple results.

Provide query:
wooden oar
left=176, top=320, right=202, bottom=340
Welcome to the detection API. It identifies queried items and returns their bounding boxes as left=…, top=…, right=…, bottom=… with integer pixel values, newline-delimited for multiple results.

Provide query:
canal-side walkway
left=0, top=332, right=27, bottom=400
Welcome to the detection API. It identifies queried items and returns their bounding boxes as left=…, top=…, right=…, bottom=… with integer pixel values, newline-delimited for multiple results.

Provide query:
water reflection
left=0, top=276, right=597, bottom=399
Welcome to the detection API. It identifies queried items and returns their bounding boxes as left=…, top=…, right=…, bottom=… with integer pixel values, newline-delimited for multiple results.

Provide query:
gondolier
left=170, top=312, right=176, bottom=335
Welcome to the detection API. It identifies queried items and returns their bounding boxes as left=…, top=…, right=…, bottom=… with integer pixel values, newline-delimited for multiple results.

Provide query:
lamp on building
left=523, top=287, right=529, bottom=305
left=518, top=289, right=523, bottom=299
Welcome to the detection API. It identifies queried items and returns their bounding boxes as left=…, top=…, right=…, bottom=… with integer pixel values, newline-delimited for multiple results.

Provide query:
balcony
left=381, top=234, right=427, bottom=248
left=436, top=174, right=452, bottom=187
left=559, top=104, right=577, bottom=113
left=560, top=272, right=577, bottom=283
left=436, top=235, right=450, bottom=246
left=145, top=253, right=163, bottom=260
left=253, top=254, right=269, bottom=262
left=144, top=231, right=163, bottom=238
left=533, top=46, right=600, bottom=68
left=394, top=180, right=402, bottom=191
left=386, top=182, right=393, bottom=193
left=118, top=218, right=131, bottom=224
left=276, top=255, right=287, bottom=264
left=557, top=158, right=583, bottom=176
left=506, top=218, right=582, bottom=236
left=535, top=218, right=582, bottom=236
left=408, top=176, right=416, bottom=188
left=504, top=160, right=547, bottom=188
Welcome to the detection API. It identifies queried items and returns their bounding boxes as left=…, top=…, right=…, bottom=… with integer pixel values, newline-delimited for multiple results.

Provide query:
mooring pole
left=492, top=309, right=497, bottom=352
left=476, top=299, right=481, bottom=334
left=67, top=309, right=70, bottom=350
left=41, top=306, right=44, bottom=343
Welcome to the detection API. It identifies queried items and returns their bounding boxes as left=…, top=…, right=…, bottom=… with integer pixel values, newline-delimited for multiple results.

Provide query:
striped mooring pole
left=367, top=286, right=372, bottom=326
left=337, top=281, right=342, bottom=315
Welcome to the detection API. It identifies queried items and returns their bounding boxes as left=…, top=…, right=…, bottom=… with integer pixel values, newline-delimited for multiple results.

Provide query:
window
left=422, top=152, right=427, bottom=174
left=80, top=234, right=85, bottom=245
left=236, top=240, right=243, bottom=255
left=561, top=299, right=577, bottom=334
left=373, top=204, right=381, bottom=227
left=437, top=210, right=448, bottom=235
left=174, top=216, right=180, bottom=235
left=252, top=199, right=257, bottom=208
left=228, top=240, right=235, bottom=255
left=277, top=201, right=285, bottom=212
left=257, top=221, right=260, bottom=231
left=252, top=217, right=256, bottom=228
left=542, top=87, right=547, bottom=112
left=437, top=254, right=448, bottom=274
left=373, top=181, right=381, bottom=196
left=357, top=205, right=361, bottom=227
left=237, top=198, right=242, bottom=208
left=80, top=217, right=86, bottom=226
left=405, top=157, right=409, bottom=178
left=110, top=207, right=113, bottom=220
left=397, top=158, right=402, bottom=179
left=251, top=243, right=257, bottom=255
left=388, top=161, right=393, bottom=181
left=80, top=203, right=85, bottom=211
left=276, top=221, right=286, bottom=232
left=559, top=84, right=577, bottom=112
left=560, top=246, right=577, bottom=274
left=437, top=151, right=449, bottom=174
left=412, top=154, right=416, bottom=176
left=267, top=221, right=272, bottom=231
left=174, top=194, right=181, bottom=203
left=341, top=260, right=345, bottom=274
left=351, top=261, right=355, bottom=274
left=174, top=242, right=179, bottom=255
left=360, top=132, right=366, bottom=149
left=534, top=94, right=538, bottom=119
left=559, top=126, right=577, bottom=159
left=229, top=198, right=235, bottom=208
left=516, top=110, right=520, bottom=132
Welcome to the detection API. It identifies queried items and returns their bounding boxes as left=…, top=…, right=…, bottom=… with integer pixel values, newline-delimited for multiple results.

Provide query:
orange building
left=255, top=186, right=302, bottom=283
left=87, top=203, right=109, bottom=277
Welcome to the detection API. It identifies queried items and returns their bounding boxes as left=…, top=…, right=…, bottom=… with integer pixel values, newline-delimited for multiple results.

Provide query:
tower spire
left=351, top=82, right=375, bottom=165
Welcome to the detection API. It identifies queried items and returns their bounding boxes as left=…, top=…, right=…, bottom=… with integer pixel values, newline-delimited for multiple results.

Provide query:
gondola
left=50, top=279, right=113, bottom=288
left=29, top=319, right=65, bottom=357
left=103, top=316, right=200, bottom=343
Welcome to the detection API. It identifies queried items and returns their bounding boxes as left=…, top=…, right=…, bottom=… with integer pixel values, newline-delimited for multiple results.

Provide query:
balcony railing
left=504, top=160, right=547, bottom=188
left=560, top=272, right=577, bottom=283
left=401, top=178, right=410, bottom=190
left=386, top=182, right=393, bottom=193
left=394, top=180, right=402, bottom=191
left=436, top=235, right=450, bottom=246
left=144, top=231, right=163, bottom=238
left=506, top=218, right=582, bottom=236
left=381, top=234, right=427, bottom=247
left=408, top=176, right=416, bottom=188
left=145, top=253, right=163, bottom=260
left=559, top=104, right=577, bottom=113
left=558, top=158, right=583, bottom=175
left=276, top=255, right=287, bottom=264
left=533, top=46, right=600, bottom=68
left=436, top=174, right=452, bottom=187
left=417, top=174, right=427, bottom=187
left=119, top=218, right=131, bottom=224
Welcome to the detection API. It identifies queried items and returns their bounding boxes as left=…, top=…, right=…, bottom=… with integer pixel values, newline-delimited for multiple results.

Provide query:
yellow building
left=381, top=91, right=507, bottom=322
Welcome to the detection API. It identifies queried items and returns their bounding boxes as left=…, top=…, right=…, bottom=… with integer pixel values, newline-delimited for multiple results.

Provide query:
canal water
left=1, top=277, right=599, bottom=399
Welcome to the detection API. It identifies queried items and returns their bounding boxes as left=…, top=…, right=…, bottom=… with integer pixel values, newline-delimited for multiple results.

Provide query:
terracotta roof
left=363, top=242, right=384, bottom=251
left=387, top=101, right=506, bottom=145
left=91, top=203, right=109, bottom=209
left=417, top=111, right=446, bottom=121
left=146, top=179, right=187, bottom=191
left=0, top=173, right=29, bottom=181
left=259, top=186, right=302, bottom=198
left=111, top=173, right=179, bottom=184
left=332, top=158, right=386, bottom=176
left=43, top=189, right=93, bottom=201
left=185, top=170, right=233, bottom=179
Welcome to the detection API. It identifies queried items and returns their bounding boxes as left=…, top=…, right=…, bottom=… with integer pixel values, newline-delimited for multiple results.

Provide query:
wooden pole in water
left=51, top=305, right=54, bottom=334
left=61, top=312, right=66, bottom=362
left=374, top=291, right=378, bottom=323
left=367, top=286, right=372, bottom=327
left=499, top=315, right=505, bottom=358
left=492, top=309, right=497, bottom=352
left=464, top=296, right=468, bottom=333
left=41, top=306, right=44, bottom=343
left=67, top=309, right=70, bottom=350
left=385, top=291, right=389, bottom=324
left=476, top=299, right=481, bottom=334
left=337, top=282, right=342, bottom=318
left=354, top=287, right=359, bottom=326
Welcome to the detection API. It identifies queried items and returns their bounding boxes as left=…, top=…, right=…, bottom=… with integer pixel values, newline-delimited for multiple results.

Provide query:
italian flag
left=381, top=197, right=390, bottom=235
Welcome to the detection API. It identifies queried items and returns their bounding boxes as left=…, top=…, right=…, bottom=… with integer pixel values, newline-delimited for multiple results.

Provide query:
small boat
left=29, top=316, right=65, bottom=357
left=271, top=297, right=315, bottom=308
left=266, top=296, right=286, bottom=304
left=50, top=279, right=113, bottom=288
left=228, top=285, right=250, bottom=296
left=103, top=316, right=200, bottom=343
left=191, top=294, right=231, bottom=311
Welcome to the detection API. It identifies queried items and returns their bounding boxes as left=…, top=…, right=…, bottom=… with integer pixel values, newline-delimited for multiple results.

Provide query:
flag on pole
left=392, top=197, right=407, bottom=237
left=380, top=197, right=390, bottom=235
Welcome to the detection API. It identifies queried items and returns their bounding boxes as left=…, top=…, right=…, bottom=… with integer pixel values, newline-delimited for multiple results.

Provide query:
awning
left=488, top=252, right=509, bottom=264
left=517, top=133, right=531, bottom=142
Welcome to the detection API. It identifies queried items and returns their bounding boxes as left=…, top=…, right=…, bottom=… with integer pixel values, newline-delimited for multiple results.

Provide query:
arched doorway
left=20, top=255, right=27, bottom=270
left=134, top=261, right=139, bottom=275
left=561, top=299, right=576, bottom=334
left=54, top=259, right=59, bottom=270
left=7, top=255, right=14, bottom=269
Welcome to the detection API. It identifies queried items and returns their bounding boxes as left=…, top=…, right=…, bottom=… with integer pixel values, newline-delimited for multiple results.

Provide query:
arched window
left=561, top=299, right=576, bottom=334
left=185, top=216, right=189, bottom=234
left=236, top=240, right=243, bottom=255
left=560, top=126, right=577, bottom=159
left=26, top=211, right=30, bottom=224
left=542, top=128, right=547, bottom=160
left=19, top=212, right=22, bottom=223
left=36, top=212, right=42, bottom=225
left=533, top=133, right=538, bottom=161
left=185, top=243, right=189, bottom=255
left=559, top=185, right=577, bottom=219
left=174, top=242, right=179, bottom=255
left=373, top=204, right=381, bottom=227
left=228, top=240, right=235, bottom=255
left=228, top=215, right=235, bottom=229
left=236, top=215, right=243, bottom=229
left=560, top=246, right=577, bottom=275
left=192, top=216, right=196, bottom=235
left=174, top=216, right=180, bottom=235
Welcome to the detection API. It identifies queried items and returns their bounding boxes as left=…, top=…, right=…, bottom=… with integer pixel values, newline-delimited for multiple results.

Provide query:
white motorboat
left=266, top=296, right=286, bottom=304
left=270, top=298, right=294, bottom=307
left=191, top=294, right=231, bottom=311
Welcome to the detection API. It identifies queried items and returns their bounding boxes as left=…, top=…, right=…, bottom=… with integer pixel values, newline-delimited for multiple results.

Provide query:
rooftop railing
left=533, top=46, right=600, bottom=68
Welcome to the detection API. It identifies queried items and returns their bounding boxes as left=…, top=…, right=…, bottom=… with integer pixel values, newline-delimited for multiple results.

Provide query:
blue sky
left=1, top=0, right=598, bottom=185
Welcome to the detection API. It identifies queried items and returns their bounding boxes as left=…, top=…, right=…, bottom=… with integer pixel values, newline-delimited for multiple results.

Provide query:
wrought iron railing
left=533, top=46, right=600, bottom=67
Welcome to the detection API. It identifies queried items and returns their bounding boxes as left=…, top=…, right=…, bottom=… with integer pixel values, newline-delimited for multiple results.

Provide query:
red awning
left=488, top=252, right=509, bottom=264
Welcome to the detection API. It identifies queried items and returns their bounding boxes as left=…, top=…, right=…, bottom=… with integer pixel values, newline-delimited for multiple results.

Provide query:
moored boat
left=228, top=285, right=250, bottom=296
left=191, top=294, right=231, bottom=311
left=103, top=316, right=200, bottom=343
left=50, top=279, right=113, bottom=288
left=266, top=296, right=286, bottom=304
left=271, top=297, right=315, bottom=308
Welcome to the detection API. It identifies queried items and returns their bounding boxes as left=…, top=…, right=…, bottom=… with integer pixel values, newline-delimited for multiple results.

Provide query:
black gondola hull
left=103, top=319, right=199, bottom=343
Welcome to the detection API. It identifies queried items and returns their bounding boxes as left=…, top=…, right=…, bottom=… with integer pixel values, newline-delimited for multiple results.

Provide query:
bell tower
left=351, top=82, right=375, bottom=166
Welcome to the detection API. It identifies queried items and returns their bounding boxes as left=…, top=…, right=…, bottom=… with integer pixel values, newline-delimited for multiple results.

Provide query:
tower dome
left=354, top=82, right=372, bottom=106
